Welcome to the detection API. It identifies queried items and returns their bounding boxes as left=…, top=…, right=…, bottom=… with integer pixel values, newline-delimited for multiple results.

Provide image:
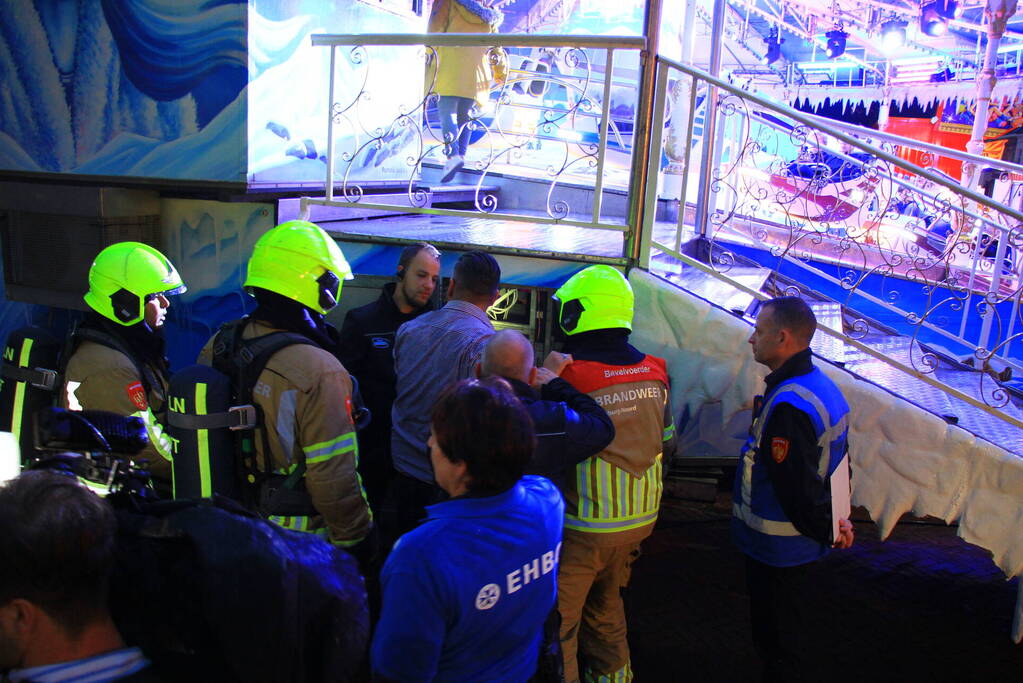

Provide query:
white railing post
left=978, top=228, right=1011, bottom=351
left=693, top=0, right=726, bottom=238
left=590, top=48, right=615, bottom=226
left=325, top=45, right=337, bottom=202
left=639, top=64, right=671, bottom=271
left=625, top=0, right=663, bottom=263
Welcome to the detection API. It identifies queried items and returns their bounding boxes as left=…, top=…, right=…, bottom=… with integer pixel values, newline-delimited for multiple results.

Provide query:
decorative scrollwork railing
left=646, top=56, right=1023, bottom=429
left=304, top=33, right=644, bottom=241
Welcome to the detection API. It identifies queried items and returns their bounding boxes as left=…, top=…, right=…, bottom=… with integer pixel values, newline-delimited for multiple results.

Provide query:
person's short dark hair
left=0, top=470, right=117, bottom=637
left=431, top=377, right=534, bottom=494
left=762, top=296, right=816, bottom=345
left=397, top=242, right=440, bottom=274
left=452, top=251, right=500, bottom=298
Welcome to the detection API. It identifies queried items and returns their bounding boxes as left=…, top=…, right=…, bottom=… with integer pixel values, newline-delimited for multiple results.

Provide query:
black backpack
left=166, top=318, right=314, bottom=507
left=166, top=317, right=368, bottom=512
left=0, top=323, right=159, bottom=464
left=110, top=495, right=370, bottom=683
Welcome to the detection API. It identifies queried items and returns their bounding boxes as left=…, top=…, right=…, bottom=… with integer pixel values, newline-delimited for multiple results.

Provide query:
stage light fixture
left=881, top=19, right=907, bottom=53
left=762, top=29, right=784, bottom=65
left=825, top=30, right=847, bottom=59
left=921, top=2, right=949, bottom=37
left=935, top=0, right=958, bottom=19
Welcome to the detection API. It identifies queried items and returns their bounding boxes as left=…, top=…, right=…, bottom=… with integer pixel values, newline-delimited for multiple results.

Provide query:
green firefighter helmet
left=553, top=265, right=633, bottom=335
left=83, top=242, right=186, bottom=326
left=244, top=220, right=353, bottom=314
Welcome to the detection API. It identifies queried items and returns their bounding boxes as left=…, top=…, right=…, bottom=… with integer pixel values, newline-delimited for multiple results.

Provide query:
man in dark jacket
left=477, top=329, right=614, bottom=489
left=733, top=296, right=854, bottom=682
left=339, top=243, right=440, bottom=520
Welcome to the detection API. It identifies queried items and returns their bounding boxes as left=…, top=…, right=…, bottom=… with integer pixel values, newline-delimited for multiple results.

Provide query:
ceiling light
left=881, top=19, right=908, bottom=53
left=826, top=30, right=847, bottom=59
left=935, top=0, right=958, bottom=19
left=921, top=2, right=949, bottom=37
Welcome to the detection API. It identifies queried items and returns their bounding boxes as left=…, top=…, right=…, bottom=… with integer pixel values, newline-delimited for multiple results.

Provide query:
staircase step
left=651, top=262, right=768, bottom=314
left=810, top=302, right=847, bottom=364
left=278, top=185, right=501, bottom=223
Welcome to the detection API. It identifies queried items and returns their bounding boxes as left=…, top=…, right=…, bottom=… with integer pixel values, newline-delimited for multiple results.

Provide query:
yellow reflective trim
left=577, top=458, right=591, bottom=518
left=11, top=338, right=33, bottom=441
left=304, top=432, right=356, bottom=464
left=195, top=383, right=211, bottom=497
left=566, top=456, right=663, bottom=533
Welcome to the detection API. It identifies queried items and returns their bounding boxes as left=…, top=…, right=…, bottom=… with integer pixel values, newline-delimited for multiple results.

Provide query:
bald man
left=478, top=330, right=614, bottom=486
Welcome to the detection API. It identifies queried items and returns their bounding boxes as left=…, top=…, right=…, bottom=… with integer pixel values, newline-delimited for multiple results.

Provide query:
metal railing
left=301, top=33, right=644, bottom=245
left=299, top=32, right=1023, bottom=431
left=646, top=55, right=1023, bottom=429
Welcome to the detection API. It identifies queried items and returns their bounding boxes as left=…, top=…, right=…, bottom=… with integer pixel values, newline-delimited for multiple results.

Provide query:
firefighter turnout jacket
left=62, top=329, right=175, bottom=485
left=559, top=331, right=677, bottom=544
left=198, top=319, right=371, bottom=547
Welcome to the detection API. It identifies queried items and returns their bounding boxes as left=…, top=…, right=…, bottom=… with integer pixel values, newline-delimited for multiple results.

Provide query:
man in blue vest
left=733, top=296, right=855, bottom=682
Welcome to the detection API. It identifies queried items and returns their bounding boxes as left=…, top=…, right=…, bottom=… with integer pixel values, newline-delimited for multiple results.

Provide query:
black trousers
left=744, top=555, right=812, bottom=683
left=392, top=471, right=446, bottom=539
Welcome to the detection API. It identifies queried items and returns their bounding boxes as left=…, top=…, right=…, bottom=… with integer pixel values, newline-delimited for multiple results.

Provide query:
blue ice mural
left=0, top=0, right=423, bottom=184
left=0, top=0, right=247, bottom=180
left=159, top=198, right=276, bottom=369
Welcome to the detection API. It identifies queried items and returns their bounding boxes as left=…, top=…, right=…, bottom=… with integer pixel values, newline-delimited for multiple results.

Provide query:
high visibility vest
left=732, top=367, right=850, bottom=567
left=560, top=355, right=672, bottom=537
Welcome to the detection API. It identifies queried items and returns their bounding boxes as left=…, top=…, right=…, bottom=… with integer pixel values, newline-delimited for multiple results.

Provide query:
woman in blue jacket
left=371, top=377, right=564, bottom=682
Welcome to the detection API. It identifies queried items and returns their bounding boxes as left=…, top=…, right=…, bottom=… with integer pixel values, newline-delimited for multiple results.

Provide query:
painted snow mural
left=0, top=0, right=425, bottom=368
left=0, top=0, right=422, bottom=183
left=0, top=0, right=246, bottom=180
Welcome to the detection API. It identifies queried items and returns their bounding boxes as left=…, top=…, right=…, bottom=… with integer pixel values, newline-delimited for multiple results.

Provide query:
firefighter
left=62, top=241, right=186, bottom=494
left=552, top=265, right=677, bottom=683
left=197, top=220, right=374, bottom=561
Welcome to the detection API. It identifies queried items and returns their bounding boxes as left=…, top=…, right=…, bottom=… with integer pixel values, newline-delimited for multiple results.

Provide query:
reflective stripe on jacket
left=62, top=341, right=174, bottom=484
left=559, top=355, right=673, bottom=542
left=732, top=366, right=849, bottom=567
left=199, top=320, right=371, bottom=546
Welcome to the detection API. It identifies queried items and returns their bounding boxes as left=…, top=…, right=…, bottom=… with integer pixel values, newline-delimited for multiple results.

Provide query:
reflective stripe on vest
left=735, top=376, right=847, bottom=542
left=9, top=337, right=34, bottom=440
left=565, top=454, right=663, bottom=534
left=583, top=660, right=633, bottom=683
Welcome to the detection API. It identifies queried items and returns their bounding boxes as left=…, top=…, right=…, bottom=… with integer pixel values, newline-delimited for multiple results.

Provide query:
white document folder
left=830, top=454, right=851, bottom=544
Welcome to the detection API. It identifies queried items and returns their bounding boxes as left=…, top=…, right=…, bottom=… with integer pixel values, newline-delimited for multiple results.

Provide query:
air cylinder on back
left=166, top=364, right=239, bottom=500
left=0, top=326, right=62, bottom=462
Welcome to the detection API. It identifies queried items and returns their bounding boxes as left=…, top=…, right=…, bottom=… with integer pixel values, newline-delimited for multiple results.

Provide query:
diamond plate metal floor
left=319, top=211, right=688, bottom=260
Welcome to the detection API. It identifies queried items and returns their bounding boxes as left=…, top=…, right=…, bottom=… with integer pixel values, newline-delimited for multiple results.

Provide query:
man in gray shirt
left=390, top=250, right=501, bottom=533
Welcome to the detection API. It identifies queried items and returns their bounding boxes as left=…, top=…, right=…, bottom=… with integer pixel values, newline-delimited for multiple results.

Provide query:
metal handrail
left=306, top=33, right=647, bottom=242
left=311, top=33, right=645, bottom=49
left=657, top=55, right=1023, bottom=232
left=648, top=55, right=1023, bottom=434
left=651, top=239, right=1023, bottom=431
left=800, top=111, right=1023, bottom=177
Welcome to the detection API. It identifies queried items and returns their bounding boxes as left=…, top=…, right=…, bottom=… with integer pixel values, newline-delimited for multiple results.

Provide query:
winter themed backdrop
left=0, top=0, right=423, bottom=184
